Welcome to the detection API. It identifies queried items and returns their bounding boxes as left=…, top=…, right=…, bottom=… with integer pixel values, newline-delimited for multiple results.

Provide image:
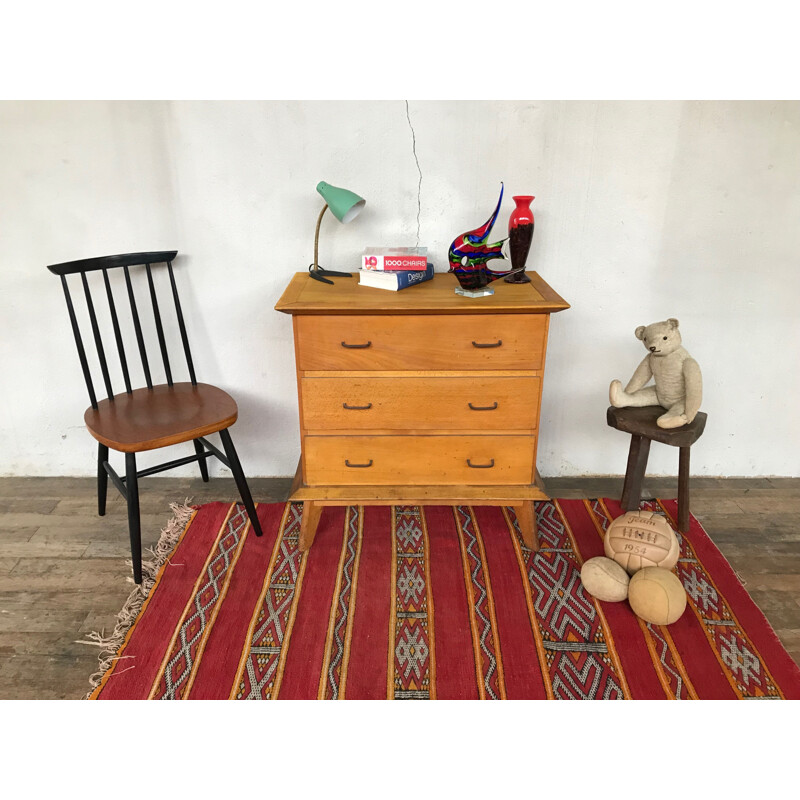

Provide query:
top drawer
left=295, top=314, right=548, bottom=371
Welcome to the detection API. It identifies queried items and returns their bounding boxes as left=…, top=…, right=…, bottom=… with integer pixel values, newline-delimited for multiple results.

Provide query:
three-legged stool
left=606, top=405, right=708, bottom=532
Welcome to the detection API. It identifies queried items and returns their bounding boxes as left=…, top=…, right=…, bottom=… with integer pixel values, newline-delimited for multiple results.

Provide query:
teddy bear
left=609, top=318, right=702, bottom=429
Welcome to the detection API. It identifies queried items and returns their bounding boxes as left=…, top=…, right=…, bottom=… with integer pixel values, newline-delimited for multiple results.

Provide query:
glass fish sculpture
left=448, top=182, right=525, bottom=290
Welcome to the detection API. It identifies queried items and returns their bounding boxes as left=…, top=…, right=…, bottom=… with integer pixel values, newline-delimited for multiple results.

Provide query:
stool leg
left=678, top=446, right=691, bottom=533
left=621, top=435, right=651, bottom=511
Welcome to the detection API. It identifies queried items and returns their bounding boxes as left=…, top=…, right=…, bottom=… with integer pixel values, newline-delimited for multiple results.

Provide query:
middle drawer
left=301, top=375, right=540, bottom=432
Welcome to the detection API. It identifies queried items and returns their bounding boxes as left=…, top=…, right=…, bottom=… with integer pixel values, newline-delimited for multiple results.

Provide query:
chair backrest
left=47, top=251, right=197, bottom=409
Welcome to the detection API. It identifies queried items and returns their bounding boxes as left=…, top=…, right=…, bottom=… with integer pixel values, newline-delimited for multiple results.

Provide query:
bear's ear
left=635, top=326, right=646, bottom=340
left=667, top=318, right=679, bottom=329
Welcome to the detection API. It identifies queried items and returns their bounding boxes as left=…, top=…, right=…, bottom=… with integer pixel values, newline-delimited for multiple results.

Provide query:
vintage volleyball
left=604, top=511, right=680, bottom=575
left=628, top=567, right=687, bottom=625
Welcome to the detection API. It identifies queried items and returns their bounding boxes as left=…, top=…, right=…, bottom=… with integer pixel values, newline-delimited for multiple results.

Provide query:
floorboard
left=0, top=475, right=797, bottom=699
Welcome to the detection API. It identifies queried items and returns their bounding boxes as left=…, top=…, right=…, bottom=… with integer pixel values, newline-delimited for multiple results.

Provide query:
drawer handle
left=468, top=401, right=499, bottom=411
left=343, top=402, right=373, bottom=410
left=467, top=458, right=495, bottom=469
left=472, top=339, right=503, bottom=348
left=341, top=341, right=372, bottom=349
left=345, top=459, right=374, bottom=468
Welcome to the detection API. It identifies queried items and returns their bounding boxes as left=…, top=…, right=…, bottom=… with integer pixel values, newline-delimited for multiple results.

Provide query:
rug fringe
left=79, top=499, right=195, bottom=699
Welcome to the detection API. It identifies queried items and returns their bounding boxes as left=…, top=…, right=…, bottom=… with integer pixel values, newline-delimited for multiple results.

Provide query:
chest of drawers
left=275, top=271, right=569, bottom=551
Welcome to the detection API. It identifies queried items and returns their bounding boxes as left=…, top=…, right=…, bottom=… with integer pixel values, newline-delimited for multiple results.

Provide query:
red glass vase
left=504, top=195, right=534, bottom=284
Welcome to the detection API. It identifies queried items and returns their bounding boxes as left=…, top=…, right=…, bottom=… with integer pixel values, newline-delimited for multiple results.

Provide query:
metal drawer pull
left=468, top=401, right=498, bottom=411
left=343, top=402, right=373, bottom=410
left=472, top=339, right=502, bottom=348
left=341, top=341, right=372, bottom=349
left=467, top=458, right=495, bottom=469
left=345, top=459, right=373, bottom=468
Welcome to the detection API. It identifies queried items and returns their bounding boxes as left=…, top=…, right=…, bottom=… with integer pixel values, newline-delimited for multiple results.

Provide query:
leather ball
left=604, top=511, right=680, bottom=575
left=580, top=557, right=630, bottom=602
left=628, top=567, right=687, bottom=625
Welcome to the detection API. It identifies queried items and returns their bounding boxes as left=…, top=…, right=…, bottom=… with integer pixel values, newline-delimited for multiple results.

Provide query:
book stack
left=358, top=247, right=433, bottom=291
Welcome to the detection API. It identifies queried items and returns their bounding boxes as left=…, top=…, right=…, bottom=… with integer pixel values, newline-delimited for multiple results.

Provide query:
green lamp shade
left=316, top=181, right=365, bottom=223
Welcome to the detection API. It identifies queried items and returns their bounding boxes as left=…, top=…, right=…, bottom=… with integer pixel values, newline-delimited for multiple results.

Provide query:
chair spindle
left=146, top=263, right=173, bottom=387
left=60, top=275, right=98, bottom=409
left=167, top=260, right=197, bottom=386
left=80, top=272, right=114, bottom=402
left=102, top=268, right=132, bottom=395
left=123, top=265, right=153, bottom=390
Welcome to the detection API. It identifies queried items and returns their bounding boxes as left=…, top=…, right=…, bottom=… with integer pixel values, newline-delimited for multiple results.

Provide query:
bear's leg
left=657, top=401, right=689, bottom=429
left=609, top=381, right=659, bottom=408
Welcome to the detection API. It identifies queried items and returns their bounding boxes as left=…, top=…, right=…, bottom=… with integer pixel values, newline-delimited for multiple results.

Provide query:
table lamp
left=309, top=181, right=366, bottom=285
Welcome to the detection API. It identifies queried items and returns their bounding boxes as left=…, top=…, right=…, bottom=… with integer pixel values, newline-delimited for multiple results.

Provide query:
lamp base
left=308, top=265, right=354, bottom=285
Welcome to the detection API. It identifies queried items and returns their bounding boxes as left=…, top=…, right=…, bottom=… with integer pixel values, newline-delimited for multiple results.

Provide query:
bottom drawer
left=303, top=435, right=535, bottom=486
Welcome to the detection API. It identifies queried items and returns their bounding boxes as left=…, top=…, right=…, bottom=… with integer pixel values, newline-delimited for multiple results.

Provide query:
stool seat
left=606, top=406, right=707, bottom=446
left=606, top=405, right=708, bottom=533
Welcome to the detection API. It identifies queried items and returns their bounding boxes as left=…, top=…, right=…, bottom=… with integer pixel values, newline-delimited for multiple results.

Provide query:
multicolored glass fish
left=448, top=183, right=522, bottom=289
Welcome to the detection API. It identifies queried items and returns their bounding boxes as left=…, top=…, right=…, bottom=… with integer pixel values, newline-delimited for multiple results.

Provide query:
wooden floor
left=0, top=475, right=798, bottom=699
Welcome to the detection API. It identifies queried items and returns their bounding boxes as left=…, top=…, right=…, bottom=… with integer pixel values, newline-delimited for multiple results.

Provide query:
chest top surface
left=275, top=271, right=570, bottom=316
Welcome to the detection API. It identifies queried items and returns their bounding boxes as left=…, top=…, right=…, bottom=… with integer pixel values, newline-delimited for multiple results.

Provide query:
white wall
left=1, top=100, right=798, bottom=478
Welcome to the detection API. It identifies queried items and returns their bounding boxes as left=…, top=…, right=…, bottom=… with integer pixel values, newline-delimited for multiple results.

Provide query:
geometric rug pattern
left=89, top=499, right=800, bottom=699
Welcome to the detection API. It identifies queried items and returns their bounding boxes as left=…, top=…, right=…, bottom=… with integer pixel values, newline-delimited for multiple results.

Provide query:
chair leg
left=677, top=445, right=691, bottom=533
left=97, top=443, right=109, bottom=516
left=125, top=452, right=143, bottom=585
left=620, top=434, right=651, bottom=511
left=218, top=428, right=263, bottom=537
left=193, top=439, right=210, bottom=482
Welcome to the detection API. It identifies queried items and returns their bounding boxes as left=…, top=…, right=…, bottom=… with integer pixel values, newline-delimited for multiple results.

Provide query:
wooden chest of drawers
left=275, top=271, right=569, bottom=550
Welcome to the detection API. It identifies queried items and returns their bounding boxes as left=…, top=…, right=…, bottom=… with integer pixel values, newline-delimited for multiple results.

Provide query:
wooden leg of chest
left=513, top=500, right=539, bottom=551
left=299, top=500, right=323, bottom=551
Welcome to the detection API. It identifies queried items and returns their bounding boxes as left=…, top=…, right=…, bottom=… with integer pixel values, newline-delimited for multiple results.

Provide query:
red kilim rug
left=87, top=499, right=800, bottom=699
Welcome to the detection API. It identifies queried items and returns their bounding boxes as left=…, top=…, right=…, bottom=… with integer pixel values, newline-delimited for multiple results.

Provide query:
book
left=358, top=263, right=434, bottom=291
left=362, top=246, right=428, bottom=271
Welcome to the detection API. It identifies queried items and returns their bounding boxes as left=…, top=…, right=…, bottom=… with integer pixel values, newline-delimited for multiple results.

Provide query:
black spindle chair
left=47, top=251, right=262, bottom=583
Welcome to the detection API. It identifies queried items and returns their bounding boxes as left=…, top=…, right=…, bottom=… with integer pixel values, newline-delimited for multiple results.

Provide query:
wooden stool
left=606, top=405, right=707, bottom=533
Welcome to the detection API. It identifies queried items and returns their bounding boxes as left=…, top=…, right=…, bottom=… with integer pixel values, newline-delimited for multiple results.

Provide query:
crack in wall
left=405, top=100, right=422, bottom=247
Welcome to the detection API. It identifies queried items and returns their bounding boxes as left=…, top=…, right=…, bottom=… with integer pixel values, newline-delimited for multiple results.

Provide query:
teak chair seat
left=84, top=382, right=238, bottom=453
left=48, top=251, right=263, bottom=583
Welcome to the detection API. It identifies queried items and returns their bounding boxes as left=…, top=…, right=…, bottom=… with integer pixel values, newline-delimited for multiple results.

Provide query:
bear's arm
left=624, top=356, right=653, bottom=393
left=683, top=357, right=703, bottom=422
